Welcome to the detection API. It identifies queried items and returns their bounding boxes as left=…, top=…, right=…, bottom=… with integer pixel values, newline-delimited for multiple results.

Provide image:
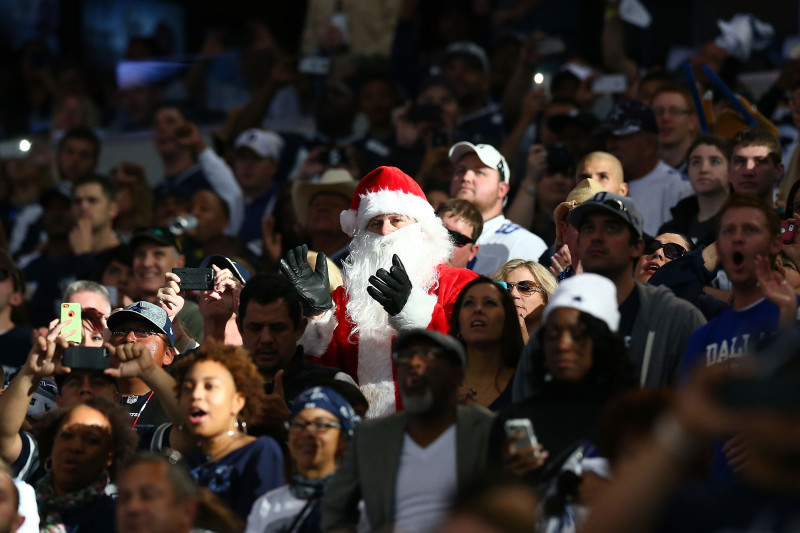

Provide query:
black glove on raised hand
left=279, top=244, right=333, bottom=315
left=367, top=255, right=412, bottom=316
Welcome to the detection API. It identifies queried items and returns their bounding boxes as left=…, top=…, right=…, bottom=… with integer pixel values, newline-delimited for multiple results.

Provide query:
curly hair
left=450, top=276, right=524, bottom=369
left=35, top=396, right=138, bottom=481
left=529, top=312, right=634, bottom=394
left=171, top=339, right=267, bottom=426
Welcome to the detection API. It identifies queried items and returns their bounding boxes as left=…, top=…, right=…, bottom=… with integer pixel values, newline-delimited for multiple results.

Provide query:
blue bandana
left=290, top=386, right=361, bottom=439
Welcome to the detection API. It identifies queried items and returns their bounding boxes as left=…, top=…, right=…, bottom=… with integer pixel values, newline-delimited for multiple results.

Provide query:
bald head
left=577, top=152, right=627, bottom=196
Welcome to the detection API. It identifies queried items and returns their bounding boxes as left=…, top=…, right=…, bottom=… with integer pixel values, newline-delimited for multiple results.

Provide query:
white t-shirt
left=470, top=215, right=548, bottom=276
left=626, top=160, right=693, bottom=236
left=393, top=425, right=458, bottom=533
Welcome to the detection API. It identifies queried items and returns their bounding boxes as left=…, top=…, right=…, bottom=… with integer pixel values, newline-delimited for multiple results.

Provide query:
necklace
left=203, top=430, right=244, bottom=463
left=131, top=392, right=154, bottom=428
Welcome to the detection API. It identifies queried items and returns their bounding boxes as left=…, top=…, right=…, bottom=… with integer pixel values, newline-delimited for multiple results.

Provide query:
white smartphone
left=592, top=74, right=628, bottom=94
left=504, top=418, right=540, bottom=455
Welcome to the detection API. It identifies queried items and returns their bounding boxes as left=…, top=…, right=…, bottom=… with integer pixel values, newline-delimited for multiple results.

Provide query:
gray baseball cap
left=394, top=329, right=466, bottom=367
left=567, top=192, right=644, bottom=238
left=107, top=301, right=175, bottom=347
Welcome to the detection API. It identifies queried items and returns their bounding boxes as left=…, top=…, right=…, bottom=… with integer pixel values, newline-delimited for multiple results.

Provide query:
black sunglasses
left=497, top=280, right=543, bottom=296
left=643, top=240, right=686, bottom=260
left=448, top=229, right=475, bottom=248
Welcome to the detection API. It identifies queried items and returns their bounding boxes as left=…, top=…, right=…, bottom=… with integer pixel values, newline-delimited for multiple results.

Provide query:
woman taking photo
left=493, top=259, right=558, bottom=342
left=245, top=386, right=361, bottom=533
left=490, top=274, right=634, bottom=484
left=451, top=276, right=524, bottom=411
left=170, top=340, right=285, bottom=522
left=35, top=396, right=137, bottom=532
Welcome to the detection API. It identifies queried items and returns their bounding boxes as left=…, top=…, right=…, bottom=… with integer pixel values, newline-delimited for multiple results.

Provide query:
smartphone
left=534, top=37, right=566, bottom=56
left=63, top=346, right=110, bottom=370
left=407, top=104, right=443, bottom=124
left=781, top=220, right=796, bottom=244
left=504, top=418, right=540, bottom=455
left=592, top=74, right=628, bottom=94
left=172, top=268, right=215, bottom=291
left=60, top=303, right=82, bottom=343
left=298, top=56, right=331, bottom=76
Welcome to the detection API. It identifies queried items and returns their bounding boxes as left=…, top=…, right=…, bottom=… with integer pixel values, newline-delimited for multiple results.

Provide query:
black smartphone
left=63, top=346, right=110, bottom=370
left=172, top=268, right=215, bottom=291
left=407, top=104, right=443, bottom=124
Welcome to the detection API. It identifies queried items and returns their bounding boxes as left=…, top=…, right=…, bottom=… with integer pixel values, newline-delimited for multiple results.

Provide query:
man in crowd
left=576, top=151, right=628, bottom=196
left=281, top=166, right=476, bottom=416
left=0, top=250, right=30, bottom=382
left=116, top=453, right=199, bottom=533
left=56, top=127, right=100, bottom=183
left=436, top=199, right=482, bottom=269
left=70, top=175, right=120, bottom=255
left=449, top=142, right=546, bottom=275
left=602, top=100, right=693, bottom=235
left=232, top=128, right=284, bottom=246
left=322, top=329, right=494, bottom=532
left=728, top=127, right=784, bottom=208
left=650, top=83, right=699, bottom=172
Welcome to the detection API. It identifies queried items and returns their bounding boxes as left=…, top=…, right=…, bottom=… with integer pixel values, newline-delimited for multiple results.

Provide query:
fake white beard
left=342, top=223, right=453, bottom=339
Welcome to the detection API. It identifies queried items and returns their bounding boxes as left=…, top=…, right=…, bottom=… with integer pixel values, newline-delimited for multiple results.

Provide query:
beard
left=342, top=222, right=453, bottom=338
left=401, top=387, right=434, bottom=414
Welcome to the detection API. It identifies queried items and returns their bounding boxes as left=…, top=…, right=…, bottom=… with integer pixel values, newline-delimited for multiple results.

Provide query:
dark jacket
left=658, top=195, right=720, bottom=247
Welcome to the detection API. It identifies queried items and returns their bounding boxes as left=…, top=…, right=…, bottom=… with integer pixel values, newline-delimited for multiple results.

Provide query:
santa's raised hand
left=279, top=244, right=333, bottom=315
left=367, top=255, right=412, bottom=316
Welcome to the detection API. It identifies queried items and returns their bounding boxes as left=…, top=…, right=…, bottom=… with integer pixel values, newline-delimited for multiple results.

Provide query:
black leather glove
left=279, top=245, right=333, bottom=315
left=367, top=255, right=412, bottom=316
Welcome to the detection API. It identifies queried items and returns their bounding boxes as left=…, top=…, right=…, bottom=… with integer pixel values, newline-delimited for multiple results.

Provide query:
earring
left=237, top=418, right=248, bottom=434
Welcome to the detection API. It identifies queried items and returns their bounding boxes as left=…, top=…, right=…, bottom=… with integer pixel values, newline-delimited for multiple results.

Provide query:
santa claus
left=281, top=166, right=477, bottom=416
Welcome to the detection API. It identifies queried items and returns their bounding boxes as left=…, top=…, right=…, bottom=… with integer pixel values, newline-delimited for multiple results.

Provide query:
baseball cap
left=129, top=227, right=182, bottom=254
left=234, top=128, right=284, bottom=160
left=199, top=254, right=251, bottom=283
left=442, top=41, right=490, bottom=74
left=599, top=100, right=659, bottom=136
left=394, top=329, right=467, bottom=368
left=567, top=192, right=644, bottom=238
left=107, top=301, right=176, bottom=347
left=542, top=273, right=620, bottom=332
left=449, top=142, right=510, bottom=184
left=553, top=179, right=607, bottom=245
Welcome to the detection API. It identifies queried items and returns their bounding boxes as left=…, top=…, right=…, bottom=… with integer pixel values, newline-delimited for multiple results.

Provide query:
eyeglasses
left=285, top=419, right=342, bottom=434
left=643, top=241, right=686, bottom=260
left=447, top=229, right=475, bottom=248
left=498, top=280, right=543, bottom=296
left=109, top=327, right=161, bottom=340
left=392, top=348, right=449, bottom=365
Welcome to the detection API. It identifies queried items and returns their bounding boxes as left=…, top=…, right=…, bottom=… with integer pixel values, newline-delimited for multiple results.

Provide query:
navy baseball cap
left=199, top=254, right=251, bottom=283
left=107, top=301, right=175, bottom=347
left=129, top=227, right=182, bottom=253
left=599, top=100, right=659, bottom=136
left=567, top=192, right=644, bottom=238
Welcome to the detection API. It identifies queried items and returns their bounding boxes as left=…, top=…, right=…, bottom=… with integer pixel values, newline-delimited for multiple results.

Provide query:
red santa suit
left=300, top=167, right=478, bottom=416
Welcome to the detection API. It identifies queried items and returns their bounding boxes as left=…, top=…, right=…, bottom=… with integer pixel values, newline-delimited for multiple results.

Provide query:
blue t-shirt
left=188, top=436, right=285, bottom=520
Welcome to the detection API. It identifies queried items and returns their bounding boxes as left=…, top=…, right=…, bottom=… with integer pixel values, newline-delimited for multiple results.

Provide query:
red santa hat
left=340, top=166, right=438, bottom=237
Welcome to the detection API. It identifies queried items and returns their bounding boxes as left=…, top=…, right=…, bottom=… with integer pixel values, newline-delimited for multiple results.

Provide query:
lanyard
left=132, top=391, right=155, bottom=428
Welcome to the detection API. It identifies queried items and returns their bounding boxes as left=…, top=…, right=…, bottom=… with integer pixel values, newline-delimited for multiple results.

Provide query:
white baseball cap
left=448, top=141, right=510, bottom=183
left=234, top=128, right=284, bottom=160
left=541, top=273, right=620, bottom=332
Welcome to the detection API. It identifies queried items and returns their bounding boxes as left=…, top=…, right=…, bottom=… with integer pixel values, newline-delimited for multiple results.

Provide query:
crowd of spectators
left=0, top=1, right=800, bottom=532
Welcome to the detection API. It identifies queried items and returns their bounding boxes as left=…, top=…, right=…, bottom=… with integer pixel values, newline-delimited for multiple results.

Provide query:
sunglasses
left=448, top=229, right=475, bottom=248
left=643, top=240, right=686, bottom=260
left=497, top=280, right=543, bottom=296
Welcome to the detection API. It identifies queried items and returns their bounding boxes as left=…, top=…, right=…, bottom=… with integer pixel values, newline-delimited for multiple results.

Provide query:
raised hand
left=199, top=264, right=243, bottom=321
left=367, top=255, right=412, bottom=316
left=279, top=245, right=333, bottom=315
left=104, top=342, right=156, bottom=380
left=157, top=271, right=185, bottom=320
left=23, top=335, right=70, bottom=379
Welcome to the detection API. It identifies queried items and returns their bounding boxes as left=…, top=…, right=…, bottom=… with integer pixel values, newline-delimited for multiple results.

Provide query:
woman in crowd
left=490, top=274, right=634, bottom=484
left=659, top=135, right=731, bottom=246
left=171, top=339, right=285, bottom=522
left=493, top=259, right=558, bottom=342
left=634, top=233, right=692, bottom=283
left=451, top=276, right=524, bottom=411
left=35, top=396, right=137, bottom=532
left=245, top=386, right=361, bottom=533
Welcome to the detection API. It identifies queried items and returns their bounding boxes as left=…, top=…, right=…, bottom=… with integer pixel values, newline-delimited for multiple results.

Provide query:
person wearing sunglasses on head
left=634, top=234, right=692, bottom=284
left=437, top=199, right=483, bottom=270
left=493, top=259, right=558, bottom=342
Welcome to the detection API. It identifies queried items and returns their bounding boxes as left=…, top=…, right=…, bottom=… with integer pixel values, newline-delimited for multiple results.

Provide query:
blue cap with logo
left=199, top=254, right=251, bottom=284
left=107, top=301, right=175, bottom=347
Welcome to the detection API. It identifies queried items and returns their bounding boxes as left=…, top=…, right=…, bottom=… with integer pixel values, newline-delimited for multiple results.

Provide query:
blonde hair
left=492, top=259, right=558, bottom=303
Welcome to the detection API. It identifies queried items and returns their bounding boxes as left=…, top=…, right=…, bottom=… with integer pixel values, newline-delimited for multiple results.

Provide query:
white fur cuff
left=360, top=381, right=397, bottom=418
left=389, top=289, right=437, bottom=331
left=298, top=307, right=338, bottom=357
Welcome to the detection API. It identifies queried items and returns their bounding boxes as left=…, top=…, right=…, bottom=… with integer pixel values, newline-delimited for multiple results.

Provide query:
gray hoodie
left=512, top=281, right=706, bottom=401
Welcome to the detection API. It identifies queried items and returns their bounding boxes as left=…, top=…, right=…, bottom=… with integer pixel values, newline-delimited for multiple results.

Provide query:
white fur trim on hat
left=340, top=188, right=437, bottom=237
left=299, top=307, right=338, bottom=357
left=388, top=289, right=437, bottom=331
